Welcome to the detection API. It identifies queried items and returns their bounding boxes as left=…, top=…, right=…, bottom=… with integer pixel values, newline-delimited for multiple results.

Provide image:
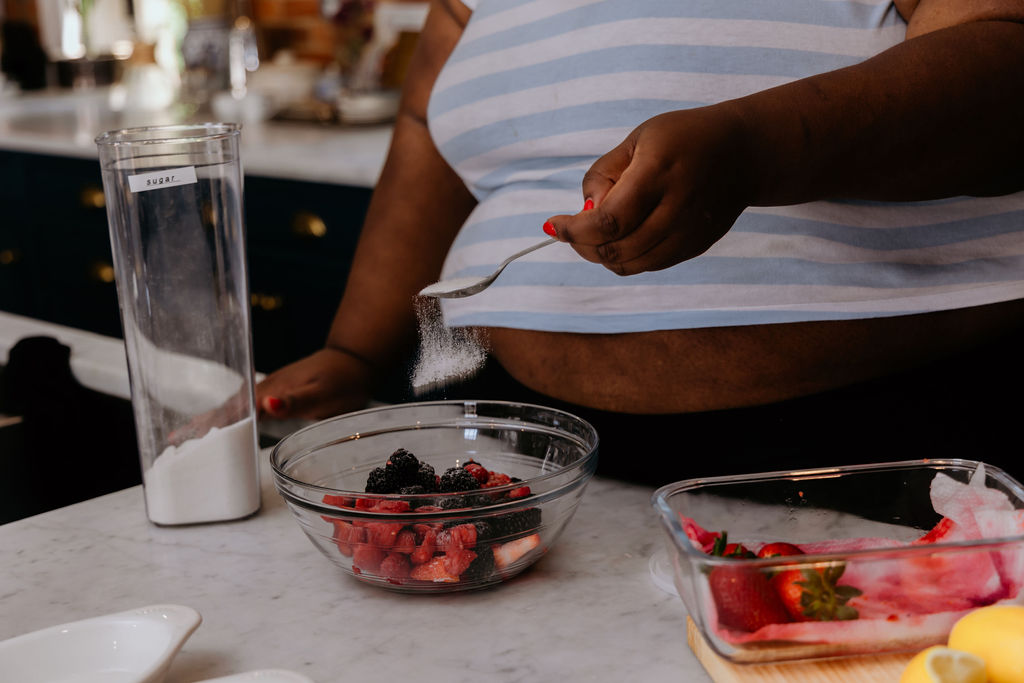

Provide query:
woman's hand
left=543, top=105, right=752, bottom=276
left=255, top=347, right=376, bottom=421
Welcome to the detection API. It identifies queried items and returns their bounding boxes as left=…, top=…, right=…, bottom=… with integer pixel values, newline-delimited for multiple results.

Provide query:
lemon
left=948, top=604, right=1024, bottom=683
left=899, top=646, right=986, bottom=683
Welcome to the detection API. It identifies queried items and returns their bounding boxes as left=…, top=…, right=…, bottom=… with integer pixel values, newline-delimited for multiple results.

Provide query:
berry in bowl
left=652, top=459, right=1024, bottom=663
left=270, top=400, right=599, bottom=592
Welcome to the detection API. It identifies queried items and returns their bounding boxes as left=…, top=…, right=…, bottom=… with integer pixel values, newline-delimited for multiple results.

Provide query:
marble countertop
left=0, top=445, right=707, bottom=683
left=0, top=88, right=391, bottom=187
left=0, top=310, right=710, bottom=681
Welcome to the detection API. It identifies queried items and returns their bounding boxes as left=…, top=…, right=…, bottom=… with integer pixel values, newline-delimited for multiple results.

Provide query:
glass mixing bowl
left=653, top=459, right=1024, bottom=663
left=271, top=400, right=599, bottom=592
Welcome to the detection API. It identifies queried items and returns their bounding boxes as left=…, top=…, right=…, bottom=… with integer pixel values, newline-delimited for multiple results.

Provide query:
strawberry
left=770, top=563, right=862, bottom=622
left=352, top=541, right=386, bottom=574
left=757, top=542, right=803, bottom=558
left=913, top=516, right=958, bottom=544
left=508, top=485, right=532, bottom=499
left=484, top=471, right=512, bottom=488
left=328, top=519, right=355, bottom=556
left=443, top=548, right=478, bottom=576
left=372, top=499, right=412, bottom=514
left=366, top=521, right=405, bottom=549
left=493, top=533, right=541, bottom=569
left=707, top=563, right=790, bottom=632
left=410, top=556, right=460, bottom=582
left=441, top=523, right=478, bottom=550
left=710, top=532, right=755, bottom=559
left=392, top=529, right=417, bottom=554
left=410, top=526, right=437, bottom=565
left=378, top=552, right=411, bottom=581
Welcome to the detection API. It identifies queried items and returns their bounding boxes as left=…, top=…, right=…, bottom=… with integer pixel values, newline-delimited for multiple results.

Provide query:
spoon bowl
left=419, top=238, right=557, bottom=298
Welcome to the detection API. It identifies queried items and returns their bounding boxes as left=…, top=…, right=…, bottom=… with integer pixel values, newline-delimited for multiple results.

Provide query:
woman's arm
left=256, top=0, right=476, bottom=418
left=545, top=2, right=1024, bottom=275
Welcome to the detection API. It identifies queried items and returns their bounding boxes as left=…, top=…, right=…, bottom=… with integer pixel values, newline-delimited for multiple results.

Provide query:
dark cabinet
left=0, top=150, right=371, bottom=374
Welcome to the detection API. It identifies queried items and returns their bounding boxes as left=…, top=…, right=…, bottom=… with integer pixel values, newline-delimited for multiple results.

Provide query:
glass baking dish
left=652, top=459, right=1024, bottom=664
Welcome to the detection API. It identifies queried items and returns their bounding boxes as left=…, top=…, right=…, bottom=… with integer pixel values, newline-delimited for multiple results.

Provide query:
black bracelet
left=325, top=345, right=379, bottom=371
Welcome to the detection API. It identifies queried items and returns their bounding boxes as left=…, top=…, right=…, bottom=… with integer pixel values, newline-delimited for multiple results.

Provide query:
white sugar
left=418, top=276, right=485, bottom=297
left=411, top=296, right=487, bottom=395
left=142, top=417, right=260, bottom=525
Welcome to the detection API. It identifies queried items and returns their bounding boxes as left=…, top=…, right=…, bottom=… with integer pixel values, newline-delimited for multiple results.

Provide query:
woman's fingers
left=579, top=138, right=633, bottom=208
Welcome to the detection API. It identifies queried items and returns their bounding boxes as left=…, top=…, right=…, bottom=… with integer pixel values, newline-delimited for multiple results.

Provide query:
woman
left=257, top=0, right=1024, bottom=483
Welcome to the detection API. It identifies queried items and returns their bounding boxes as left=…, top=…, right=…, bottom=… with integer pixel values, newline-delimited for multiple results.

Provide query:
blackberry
left=386, top=449, right=420, bottom=486
left=462, top=546, right=496, bottom=582
left=399, top=485, right=426, bottom=495
left=438, top=494, right=469, bottom=510
left=364, top=466, right=399, bottom=493
left=491, top=508, right=542, bottom=539
left=439, top=466, right=479, bottom=493
left=417, top=462, right=438, bottom=491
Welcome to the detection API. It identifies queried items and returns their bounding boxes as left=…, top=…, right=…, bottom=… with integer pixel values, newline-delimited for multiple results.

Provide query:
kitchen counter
left=0, top=88, right=391, bottom=186
left=0, top=311, right=710, bottom=682
left=0, top=454, right=706, bottom=682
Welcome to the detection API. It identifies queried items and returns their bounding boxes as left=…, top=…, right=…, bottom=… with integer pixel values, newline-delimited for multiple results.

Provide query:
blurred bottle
left=1, top=0, right=49, bottom=90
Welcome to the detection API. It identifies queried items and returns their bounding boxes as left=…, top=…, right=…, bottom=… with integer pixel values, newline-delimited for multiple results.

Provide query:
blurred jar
left=119, top=41, right=178, bottom=111
left=334, top=0, right=427, bottom=124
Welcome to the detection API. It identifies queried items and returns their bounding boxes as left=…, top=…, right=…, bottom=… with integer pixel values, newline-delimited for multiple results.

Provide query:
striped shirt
left=427, top=0, right=1024, bottom=332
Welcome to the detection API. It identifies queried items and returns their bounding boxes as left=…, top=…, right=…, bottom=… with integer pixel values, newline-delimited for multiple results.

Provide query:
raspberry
left=439, top=466, right=479, bottom=493
left=463, top=460, right=490, bottom=485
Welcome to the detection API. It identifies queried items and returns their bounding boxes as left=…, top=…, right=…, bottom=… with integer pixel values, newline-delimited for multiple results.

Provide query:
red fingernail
left=266, top=396, right=283, bottom=413
left=542, top=221, right=556, bottom=236
left=583, top=198, right=594, bottom=211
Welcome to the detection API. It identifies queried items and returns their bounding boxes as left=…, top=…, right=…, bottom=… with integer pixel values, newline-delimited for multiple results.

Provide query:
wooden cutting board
left=687, top=618, right=915, bottom=682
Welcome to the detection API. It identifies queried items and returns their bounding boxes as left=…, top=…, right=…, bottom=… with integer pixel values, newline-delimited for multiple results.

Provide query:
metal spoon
left=418, top=237, right=557, bottom=298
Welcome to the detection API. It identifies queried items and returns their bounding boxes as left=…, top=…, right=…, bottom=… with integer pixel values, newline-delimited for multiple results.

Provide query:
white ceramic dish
left=0, top=604, right=201, bottom=683
left=196, top=671, right=314, bottom=683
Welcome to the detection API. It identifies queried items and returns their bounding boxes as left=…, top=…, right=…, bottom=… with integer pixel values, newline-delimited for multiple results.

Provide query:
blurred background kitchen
left=0, top=0, right=419, bottom=522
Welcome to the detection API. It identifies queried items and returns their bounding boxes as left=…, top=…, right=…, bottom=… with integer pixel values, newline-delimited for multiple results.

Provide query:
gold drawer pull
left=80, top=185, right=106, bottom=209
left=89, top=261, right=116, bottom=283
left=251, top=292, right=284, bottom=311
left=291, top=211, right=327, bottom=239
left=0, top=248, right=21, bottom=265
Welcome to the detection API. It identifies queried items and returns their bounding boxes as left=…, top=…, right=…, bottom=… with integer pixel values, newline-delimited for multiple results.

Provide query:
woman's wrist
left=323, top=344, right=380, bottom=373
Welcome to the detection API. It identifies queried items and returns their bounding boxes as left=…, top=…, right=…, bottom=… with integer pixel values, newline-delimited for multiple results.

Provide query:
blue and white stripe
left=428, top=0, right=1024, bottom=331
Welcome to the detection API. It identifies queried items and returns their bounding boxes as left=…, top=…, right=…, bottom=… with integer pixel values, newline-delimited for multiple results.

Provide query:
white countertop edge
left=0, top=89, right=393, bottom=187
left=0, top=311, right=267, bottom=402
left=0, top=311, right=132, bottom=400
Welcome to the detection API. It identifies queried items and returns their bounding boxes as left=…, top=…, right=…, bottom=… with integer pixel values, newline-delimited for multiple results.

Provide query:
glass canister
left=95, top=123, right=261, bottom=525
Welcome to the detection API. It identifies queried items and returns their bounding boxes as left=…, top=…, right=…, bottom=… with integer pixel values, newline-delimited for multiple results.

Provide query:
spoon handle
left=499, top=237, right=557, bottom=268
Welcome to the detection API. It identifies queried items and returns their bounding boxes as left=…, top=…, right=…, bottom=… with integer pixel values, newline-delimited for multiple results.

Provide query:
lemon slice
left=899, top=646, right=986, bottom=683
left=948, top=604, right=1024, bottom=683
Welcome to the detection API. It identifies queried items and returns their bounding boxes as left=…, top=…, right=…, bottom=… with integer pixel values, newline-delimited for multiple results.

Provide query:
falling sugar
left=411, top=296, right=488, bottom=395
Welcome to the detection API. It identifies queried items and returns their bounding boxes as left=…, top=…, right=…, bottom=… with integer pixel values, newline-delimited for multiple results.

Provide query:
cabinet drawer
left=247, top=247, right=350, bottom=372
left=244, top=175, right=370, bottom=256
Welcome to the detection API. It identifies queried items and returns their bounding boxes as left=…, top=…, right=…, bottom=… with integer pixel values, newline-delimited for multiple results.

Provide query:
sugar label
left=128, top=166, right=198, bottom=193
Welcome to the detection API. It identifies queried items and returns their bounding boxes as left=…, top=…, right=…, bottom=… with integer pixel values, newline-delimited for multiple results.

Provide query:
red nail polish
left=266, top=396, right=283, bottom=413
left=543, top=221, right=557, bottom=236
left=583, top=198, right=594, bottom=211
